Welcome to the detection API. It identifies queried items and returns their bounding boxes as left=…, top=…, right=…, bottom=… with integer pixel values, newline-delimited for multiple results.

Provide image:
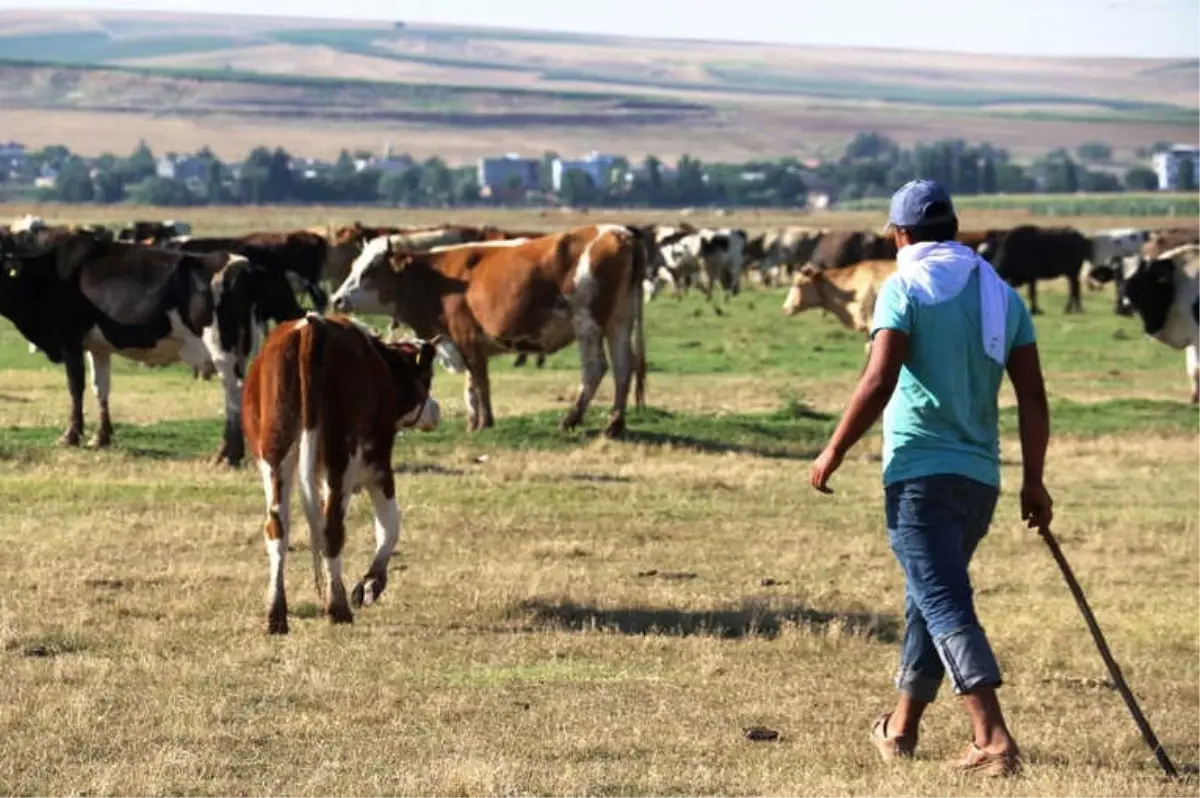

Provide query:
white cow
left=1087, top=228, right=1150, bottom=290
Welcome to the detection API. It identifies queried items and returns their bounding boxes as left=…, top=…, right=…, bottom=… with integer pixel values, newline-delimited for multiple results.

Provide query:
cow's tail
left=296, top=313, right=324, bottom=501
left=629, top=230, right=648, bottom=410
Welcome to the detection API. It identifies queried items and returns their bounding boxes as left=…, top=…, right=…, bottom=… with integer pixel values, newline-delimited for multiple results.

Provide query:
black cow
left=0, top=233, right=302, bottom=464
left=167, top=230, right=330, bottom=313
left=1118, top=244, right=1200, bottom=403
left=988, top=225, right=1091, bottom=315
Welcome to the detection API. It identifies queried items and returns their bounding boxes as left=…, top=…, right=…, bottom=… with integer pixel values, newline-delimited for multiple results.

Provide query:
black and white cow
left=0, top=233, right=303, bottom=464
left=1118, top=243, right=1200, bottom=404
left=647, top=226, right=747, bottom=309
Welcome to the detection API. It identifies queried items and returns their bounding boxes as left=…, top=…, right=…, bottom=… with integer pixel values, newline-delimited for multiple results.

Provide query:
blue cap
left=887, top=178, right=957, bottom=229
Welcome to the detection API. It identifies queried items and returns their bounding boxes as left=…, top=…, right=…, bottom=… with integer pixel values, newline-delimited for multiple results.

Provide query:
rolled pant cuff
left=894, top=669, right=941, bottom=703
left=934, top=626, right=1002, bottom=695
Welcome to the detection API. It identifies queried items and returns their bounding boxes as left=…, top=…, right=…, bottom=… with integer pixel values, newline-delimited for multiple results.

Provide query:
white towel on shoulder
left=894, top=240, right=1009, bottom=365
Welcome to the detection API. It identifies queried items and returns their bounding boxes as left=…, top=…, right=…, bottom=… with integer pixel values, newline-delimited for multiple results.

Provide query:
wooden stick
left=1039, top=526, right=1178, bottom=779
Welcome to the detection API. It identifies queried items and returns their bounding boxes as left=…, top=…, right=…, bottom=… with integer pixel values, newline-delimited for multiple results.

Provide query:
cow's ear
left=418, top=336, right=441, bottom=369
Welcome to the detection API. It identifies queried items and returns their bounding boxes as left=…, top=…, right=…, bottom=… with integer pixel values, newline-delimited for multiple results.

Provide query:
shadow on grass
left=511, top=598, right=899, bottom=643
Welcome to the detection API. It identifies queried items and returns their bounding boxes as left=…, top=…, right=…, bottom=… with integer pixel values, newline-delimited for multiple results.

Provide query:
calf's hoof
left=559, top=412, right=582, bottom=432
left=57, top=428, right=82, bottom=447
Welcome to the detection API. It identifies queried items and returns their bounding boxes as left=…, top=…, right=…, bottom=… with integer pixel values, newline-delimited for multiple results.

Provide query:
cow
left=168, top=230, right=330, bottom=312
left=1117, top=244, right=1200, bottom=404
left=957, top=229, right=1007, bottom=259
left=650, top=227, right=747, bottom=310
left=242, top=313, right=443, bottom=634
left=0, top=233, right=302, bottom=464
left=808, top=230, right=897, bottom=271
left=756, top=227, right=827, bottom=285
left=988, top=225, right=1091, bottom=315
left=329, top=224, right=647, bottom=437
left=1143, top=227, right=1200, bottom=261
left=118, top=219, right=192, bottom=246
left=9, top=214, right=46, bottom=234
left=782, top=260, right=897, bottom=338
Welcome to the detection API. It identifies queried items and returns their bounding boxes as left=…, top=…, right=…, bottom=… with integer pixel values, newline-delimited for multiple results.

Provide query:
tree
left=205, top=158, right=225, bottom=203
left=1124, top=166, right=1159, bottom=191
left=980, top=157, right=998, bottom=194
left=123, top=140, right=157, bottom=183
left=1177, top=156, right=1198, bottom=192
left=844, top=132, right=896, bottom=161
left=560, top=168, right=598, bottom=206
left=128, top=176, right=198, bottom=206
left=676, top=155, right=706, bottom=203
left=93, top=169, right=126, bottom=203
left=55, top=157, right=94, bottom=202
left=1076, top=142, right=1113, bottom=163
left=420, top=157, right=453, bottom=204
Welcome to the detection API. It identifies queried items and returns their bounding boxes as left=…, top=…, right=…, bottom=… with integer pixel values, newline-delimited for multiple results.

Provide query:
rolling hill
left=0, top=9, right=1196, bottom=163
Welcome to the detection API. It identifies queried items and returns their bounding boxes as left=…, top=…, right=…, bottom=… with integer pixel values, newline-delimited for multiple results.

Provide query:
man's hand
left=810, top=446, right=844, bottom=494
left=1020, top=481, right=1054, bottom=531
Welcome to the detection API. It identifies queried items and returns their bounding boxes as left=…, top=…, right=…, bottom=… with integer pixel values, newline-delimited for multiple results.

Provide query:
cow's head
left=782, top=265, right=824, bottom=316
left=330, top=234, right=397, bottom=315
left=1118, top=257, right=1176, bottom=334
left=377, top=334, right=445, bottom=432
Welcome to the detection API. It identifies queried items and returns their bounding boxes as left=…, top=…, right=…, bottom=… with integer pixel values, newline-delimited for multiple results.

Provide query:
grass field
left=0, top=207, right=1197, bottom=796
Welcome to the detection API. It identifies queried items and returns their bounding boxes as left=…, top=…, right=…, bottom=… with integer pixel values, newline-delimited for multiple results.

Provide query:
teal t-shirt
left=870, top=269, right=1037, bottom=488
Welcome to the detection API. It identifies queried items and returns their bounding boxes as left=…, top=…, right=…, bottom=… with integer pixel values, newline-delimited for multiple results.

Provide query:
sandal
left=945, top=742, right=1022, bottom=777
left=870, top=712, right=916, bottom=761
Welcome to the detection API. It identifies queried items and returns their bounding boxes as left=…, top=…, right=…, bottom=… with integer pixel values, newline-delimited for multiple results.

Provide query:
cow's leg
left=603, top=313, right=634, bottom=439
left=463, top=374, right=481, bottom=432
left=1065, top=273, right=1082, bottom=314
left=472, top=360, right=496, bottom=430
left=513, top=353, right=528, bottom=368
left=297, top=428, right=327, bottom=602
left=86, top=350, right=114, bottom=448
left=211, top=353, right=245, bottom=467
left=536, top=353, right=546, bottom=369
left=321, top=468, right=354, bottom=625
left=58, top=347, right=86, bottom=447
left=561, top=312, right=607, bottom=431
left=259, top=457, right=294, bottom=635
left=1187, top=344, right=1199, bottom=405
left=1027, top=282, right=1042, bottom=315
left=351, top=468, right=400, bottom=609
left=168, top=310, right=216, bottom=378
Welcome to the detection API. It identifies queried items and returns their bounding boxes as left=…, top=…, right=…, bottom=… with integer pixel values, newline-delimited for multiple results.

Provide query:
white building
left=477, top=153, right=540, bottom=194
left=1151, top=144, right=1200, bottom=190
left=551, top=151, right=617, bottom=192
left=0, top=140, right=25, bottom=169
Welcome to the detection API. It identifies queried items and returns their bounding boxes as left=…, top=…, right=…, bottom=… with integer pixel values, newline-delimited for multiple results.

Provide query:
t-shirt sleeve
left=1009, top=288, right=1037, bottom=348
left=870, top=275, right=913, bottom=338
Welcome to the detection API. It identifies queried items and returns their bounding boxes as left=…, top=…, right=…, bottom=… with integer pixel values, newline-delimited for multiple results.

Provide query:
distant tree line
left=2, top=134, right=1190, bottom=209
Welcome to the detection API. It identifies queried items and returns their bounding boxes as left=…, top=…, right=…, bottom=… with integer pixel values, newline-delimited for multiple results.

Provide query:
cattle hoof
left=327, top=603, right=354, bottom=625
left=267, top=609, right=289, bottom=635
left=559, top=414, right=581, bottom=432
left=603, top=415, right=626, bottom=439
left=87, top=431, right=112, bottom=449
left=57, top=429, right=82, bottom=447
left=351, top=578, right=385, bottom=608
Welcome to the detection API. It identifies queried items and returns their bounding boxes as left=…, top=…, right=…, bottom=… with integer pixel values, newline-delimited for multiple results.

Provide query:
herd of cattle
left=0, top=211, right=1197, bottom=631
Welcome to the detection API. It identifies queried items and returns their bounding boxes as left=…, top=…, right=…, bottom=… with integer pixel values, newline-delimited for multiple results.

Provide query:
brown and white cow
left=242, top=313, right=442, bottom=634
left=329, top=224, right=647, bottom=436
left=0, top=233, right=302, bottom=463
left=782, top=259, right=897, bottom=338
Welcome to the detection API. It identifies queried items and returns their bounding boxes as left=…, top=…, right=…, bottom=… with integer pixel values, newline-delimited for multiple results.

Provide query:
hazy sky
left=3, top=0, right=1198, bottom=58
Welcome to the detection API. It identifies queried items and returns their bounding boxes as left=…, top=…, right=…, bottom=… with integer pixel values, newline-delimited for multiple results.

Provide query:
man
left=809, top=179, right=1053, bottom=777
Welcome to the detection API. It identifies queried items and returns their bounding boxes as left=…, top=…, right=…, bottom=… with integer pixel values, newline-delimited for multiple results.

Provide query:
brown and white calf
left=242, top=313, right=442, bottom=634
left=329, top=224, right=647, bottom=436
left=782, top=259, right=898, bottom=341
